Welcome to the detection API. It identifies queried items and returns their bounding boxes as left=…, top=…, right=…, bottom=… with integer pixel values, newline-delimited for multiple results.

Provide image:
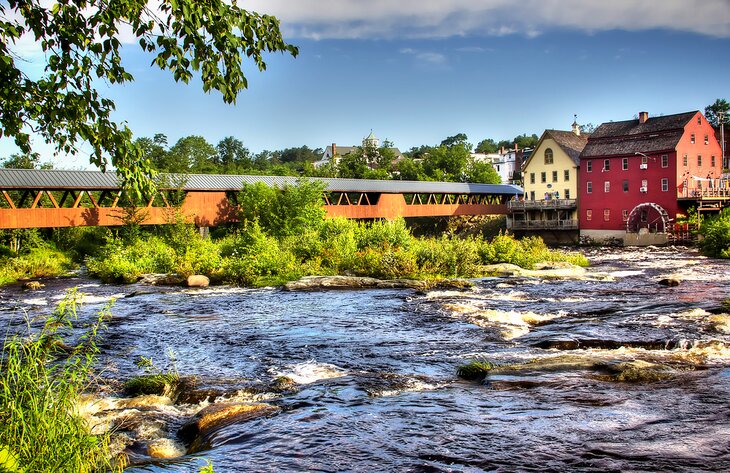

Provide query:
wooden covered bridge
left=0, top=169, right=523, bottom=229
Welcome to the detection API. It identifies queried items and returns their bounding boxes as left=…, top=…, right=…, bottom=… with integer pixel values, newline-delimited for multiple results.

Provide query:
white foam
left=274, top=360, right=348, bottom=384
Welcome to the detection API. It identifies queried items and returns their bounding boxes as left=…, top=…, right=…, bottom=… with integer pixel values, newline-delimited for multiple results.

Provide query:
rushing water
left=2, top=247, right=730, bottom=472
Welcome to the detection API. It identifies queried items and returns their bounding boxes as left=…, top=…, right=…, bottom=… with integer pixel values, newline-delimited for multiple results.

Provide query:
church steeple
left=572, top=114, right=581, bottom=136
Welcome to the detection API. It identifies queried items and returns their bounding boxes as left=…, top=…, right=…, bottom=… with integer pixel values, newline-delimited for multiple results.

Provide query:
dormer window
left=544, top=148, right=554, bottom=165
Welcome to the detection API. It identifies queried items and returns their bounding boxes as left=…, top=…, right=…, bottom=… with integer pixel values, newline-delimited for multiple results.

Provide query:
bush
left=0, top=290, right=117, bottom=472
left=355, top=218, right=413, bottom=251
left=0, top=246, right=73, bottom=285
left=412, top=236, right=480, bottom=277
left=352, top=248, right=417, bottom=279
left=318, top=218, right=358, bottom=271
left=700, top=209, right=730, bottom=258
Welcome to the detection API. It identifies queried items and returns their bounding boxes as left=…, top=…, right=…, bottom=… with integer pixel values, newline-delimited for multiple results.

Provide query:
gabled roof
left=0, top=168, right=524, bottom=195
left=581, top=111, right=699, bottom=158
left=523, top=129, right=588, bottom=169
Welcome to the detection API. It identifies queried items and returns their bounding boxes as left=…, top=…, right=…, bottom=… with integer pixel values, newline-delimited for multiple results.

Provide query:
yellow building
left=508, top=124, right=588, bottom=234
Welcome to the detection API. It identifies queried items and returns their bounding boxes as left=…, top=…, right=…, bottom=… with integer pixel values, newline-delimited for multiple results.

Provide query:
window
left=691, top=133, right=695, bottom=144
left=640, top=210, right=648, bottom=222
left=698, top=155, right=702, bottom=166
left=587, top=160, right=593, bottom=172
left=698, top=116, right=702, bottom=125
left=704, top=134, right=709, bottom=145
left=530, top=191, right=535, bottom=201
left=661, top=154, right=668, bottom=168
left=544, top=148, right=554, bottom=165
left=603, top=209, right=610, bottom=221
left=541, top=172, right=546, bottom=183
left=564, top=189, right=570, bottom=199
left=641, top=179, right=648, bottom=191
left=623, top=180, right=629, bottom=192
left=552, top=170, right=558, bottom=182
left=604, top=181, right=610, bottom=192
left=587, top=181, right=593, bottom=194
left=661, top=178, right=669, bottom=192
left=586, top=209, right=592, bottom=221
left=622, top=158, right=628, bottom=170
left=603, top=159, right=610, bottom=171
left=641, top=155, right=648, bottom=165
left=564, top=169, right=570, bottom=181
left=712, top=156, right=716, bottom=167
left=530, top=173, right=535, bottom=184
left=683, top=154, right=688, bottom=166
left=622, top=209, right=629, bottom=221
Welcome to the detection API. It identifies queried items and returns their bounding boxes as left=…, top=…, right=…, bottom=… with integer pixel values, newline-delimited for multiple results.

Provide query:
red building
left=579, top=111, right=725, bottom=242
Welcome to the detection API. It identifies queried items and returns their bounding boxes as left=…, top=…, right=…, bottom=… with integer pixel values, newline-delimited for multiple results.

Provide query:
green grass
left=0, top=246, right=73, bottom=285
left=0, top=289, right=117, bottom=472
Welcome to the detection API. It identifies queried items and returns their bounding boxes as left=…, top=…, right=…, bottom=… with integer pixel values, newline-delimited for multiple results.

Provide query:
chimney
left=639, top=111, right=649, bottom=124
left=500, top=146, right=504, bottom=154
left=331, top=143, right=337, bottom=157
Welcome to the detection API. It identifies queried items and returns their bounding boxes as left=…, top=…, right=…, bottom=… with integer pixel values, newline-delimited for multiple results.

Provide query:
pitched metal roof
left=0, top=169, right=523, bottom=195
left=581, top=111, right=698, bottom=158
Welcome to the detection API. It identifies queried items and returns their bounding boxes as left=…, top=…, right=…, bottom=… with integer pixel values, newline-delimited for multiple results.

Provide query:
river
left=1, top=246, right=729, bottom=472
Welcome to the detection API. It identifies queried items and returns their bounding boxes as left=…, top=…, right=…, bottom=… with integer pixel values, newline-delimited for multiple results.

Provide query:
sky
left=3, top=0, right=730, bottom=169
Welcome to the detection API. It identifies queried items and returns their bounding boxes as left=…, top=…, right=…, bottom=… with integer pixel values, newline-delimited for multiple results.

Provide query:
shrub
left=700, top=209, right=730, bottom=258
left=412, top=236, right=480, bottom=277
left=352, top=248, right=417, bottom=279
left=0, top=290, right=117, bottom=472
left=0, top=246, right=73, bottom=285
left=319, top=218, right=358, bottom=271
left=356, top=218, right=413, bottom=251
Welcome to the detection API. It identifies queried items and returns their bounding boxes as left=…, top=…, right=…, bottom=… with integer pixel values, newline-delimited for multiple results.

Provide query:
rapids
left=1, top=246, right=729, bottom=471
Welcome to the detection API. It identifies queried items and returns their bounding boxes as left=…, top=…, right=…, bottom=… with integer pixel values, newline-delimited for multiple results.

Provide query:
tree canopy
left=705, top=99, right=729, bottom=128
left=0, top=1, right=297, bottom=195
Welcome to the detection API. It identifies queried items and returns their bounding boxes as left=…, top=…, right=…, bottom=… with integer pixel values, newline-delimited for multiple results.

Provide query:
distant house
left=471, top=145, right=530, bottom=184
left=579, top=110, right=725, bottom=243
left=314, top=131, right=404, bottom=168
left=507, top=121, right=588, bottom=237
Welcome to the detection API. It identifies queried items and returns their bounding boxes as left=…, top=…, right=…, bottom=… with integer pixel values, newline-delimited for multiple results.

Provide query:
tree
left=136, top=135, right=168, bottom=172
left=475, top=138, right=498, bottom=154
left=422, top=145, right=470, bottom=182
left=0, top=1, right=297, bottom=195
left=168, top=136, right=217, bottom=174
left=465, top=159, right=501, bottom=184
left=216, top=137, right=251, bottom=172
left=705, top=99, right=729, bottom=128
left=513, top=133, right=539, bottom=149
left=2, top=152, right=52, bottom=170
left=440, top=133, right=472, bottom=152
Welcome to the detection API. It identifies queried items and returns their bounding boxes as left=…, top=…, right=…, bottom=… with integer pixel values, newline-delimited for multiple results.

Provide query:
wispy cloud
left=400, top=48, right=449, bottom=68
left=247, top=0, right=730, bottom=39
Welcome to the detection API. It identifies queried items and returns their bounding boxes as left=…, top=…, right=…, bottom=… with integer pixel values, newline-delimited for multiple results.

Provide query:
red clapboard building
left=579, top=111, right=725, bottom=242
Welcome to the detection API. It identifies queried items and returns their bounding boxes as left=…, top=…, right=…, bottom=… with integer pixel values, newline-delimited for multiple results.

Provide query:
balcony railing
left=508, top=199, right=577, bottom=211
left=507, top=219, right=579, bottom=230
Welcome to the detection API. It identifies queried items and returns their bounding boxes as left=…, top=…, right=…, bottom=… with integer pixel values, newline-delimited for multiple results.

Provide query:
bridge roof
left=0, top=169, right=523, bottom=195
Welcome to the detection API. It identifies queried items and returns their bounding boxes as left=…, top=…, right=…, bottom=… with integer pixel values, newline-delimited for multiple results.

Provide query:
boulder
left=22, top=280, right=44, bottom=290
left=146, top=438, right=186, bottom=459
left=658, top=276, right=681, bottom=287
left=186, top=275, right=210, bottom=288
left=178, top=402, right=279, bottom=446
left=138, top=273, right=186, bottom=286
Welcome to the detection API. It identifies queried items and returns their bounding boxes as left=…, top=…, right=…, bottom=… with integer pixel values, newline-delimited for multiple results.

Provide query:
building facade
left=579, top=111, right=724, bottom=241
left=508, top=124, right=588, bottom=238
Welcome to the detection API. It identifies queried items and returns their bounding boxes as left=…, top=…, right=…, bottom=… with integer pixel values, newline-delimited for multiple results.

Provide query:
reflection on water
left=1, top=246, right=729, bottom=471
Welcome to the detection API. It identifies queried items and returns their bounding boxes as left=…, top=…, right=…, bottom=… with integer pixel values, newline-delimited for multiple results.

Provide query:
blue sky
left=3, top=0, right=730, bottom=168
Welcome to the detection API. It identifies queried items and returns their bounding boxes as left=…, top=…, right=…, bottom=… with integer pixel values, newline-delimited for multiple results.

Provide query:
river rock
left=178, top=402, right=280, bottom=445
left=138, top=273, right=186, bottom=286
left=186, top=275, right=210, bottom=288
left=593, top=360, right=676, bottom=383
left=147, top=438, right=186, bottom=459
left=22, top=280, right=44, bottom=290
left=658, top=275, right=681, bottom=287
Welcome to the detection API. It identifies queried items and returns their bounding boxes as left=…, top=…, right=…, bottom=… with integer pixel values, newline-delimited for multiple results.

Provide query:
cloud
left=246, top=0, right=730, bottom=39
left=399, top=48, right=449, bottom=68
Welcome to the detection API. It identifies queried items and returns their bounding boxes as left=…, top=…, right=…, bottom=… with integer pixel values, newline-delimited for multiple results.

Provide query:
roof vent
left=639, top=111, right=649, bottom=124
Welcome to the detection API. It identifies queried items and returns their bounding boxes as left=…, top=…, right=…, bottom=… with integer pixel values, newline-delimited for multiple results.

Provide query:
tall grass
left=0, top=246, right=73, bottom=285
left=0, top=290, right=117, bottom=472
